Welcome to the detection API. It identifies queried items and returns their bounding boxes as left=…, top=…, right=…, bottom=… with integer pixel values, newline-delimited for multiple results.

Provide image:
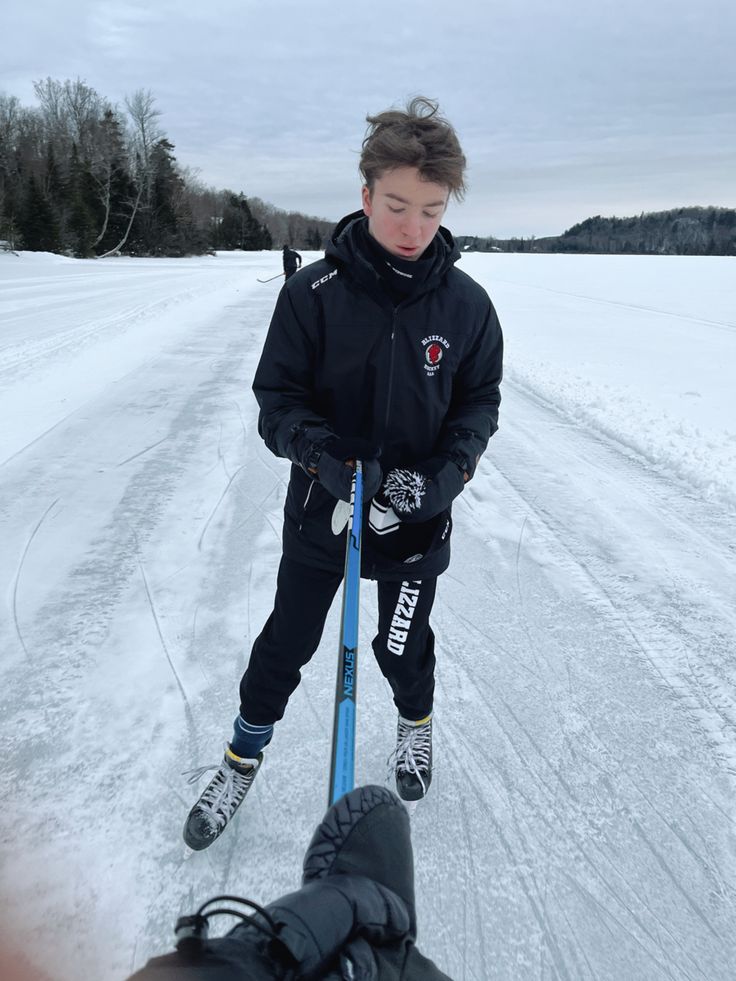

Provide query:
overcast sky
left=3, top=0, right=734, bottom=237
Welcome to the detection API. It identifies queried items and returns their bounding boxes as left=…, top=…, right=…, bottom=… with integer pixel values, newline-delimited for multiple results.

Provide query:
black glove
left=128, top=873, right=408, bottom=981
left=383, top=457, right=465, bottom=523
left=262, top=873, right=410, bottom=978
left=316, top=437, right=383, bottom=503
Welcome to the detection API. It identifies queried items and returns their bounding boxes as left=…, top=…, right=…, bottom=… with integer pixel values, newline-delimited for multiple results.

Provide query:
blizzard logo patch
left=422, top=334, right=449, bottom=375
left=387, top=581, right=422, bottom=656
left=311, top=268, right=338, bottom=290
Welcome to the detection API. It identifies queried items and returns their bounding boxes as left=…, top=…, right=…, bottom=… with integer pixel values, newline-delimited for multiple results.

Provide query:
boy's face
left=362, top=167, right=448, bottom=261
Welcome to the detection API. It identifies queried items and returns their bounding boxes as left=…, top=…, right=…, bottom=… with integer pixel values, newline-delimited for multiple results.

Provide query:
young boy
left=184, top=97, right=503, bottom=850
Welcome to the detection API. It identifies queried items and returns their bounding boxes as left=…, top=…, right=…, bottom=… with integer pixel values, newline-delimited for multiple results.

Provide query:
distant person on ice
left=184, top=96, right=504, bottom=850
left=281, top=243, right=302, bottom=279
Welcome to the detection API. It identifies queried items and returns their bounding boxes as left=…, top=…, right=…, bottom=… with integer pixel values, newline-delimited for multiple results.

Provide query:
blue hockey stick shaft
left=328, top=460, right=364, bottom=806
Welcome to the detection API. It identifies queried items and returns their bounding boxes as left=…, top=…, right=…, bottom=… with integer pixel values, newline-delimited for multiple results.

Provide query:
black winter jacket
left=254, top=213, right=503, bottom=581
left=282, top=246, right=302, bottom=271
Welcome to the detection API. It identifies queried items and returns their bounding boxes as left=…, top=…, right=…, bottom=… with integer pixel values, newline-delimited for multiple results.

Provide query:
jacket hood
left=325, top=210, right=461, bottom=297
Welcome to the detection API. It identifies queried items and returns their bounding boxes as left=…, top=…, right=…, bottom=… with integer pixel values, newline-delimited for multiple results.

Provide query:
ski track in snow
left=0, top=251, right=735, bottom=980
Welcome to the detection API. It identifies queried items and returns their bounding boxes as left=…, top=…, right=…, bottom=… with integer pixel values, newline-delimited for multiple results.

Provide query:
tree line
left=5, top=81, right=730, bottom=261
left=0, top=78, right=332, bottom=257
left=458, top=206, right=736, bottom=257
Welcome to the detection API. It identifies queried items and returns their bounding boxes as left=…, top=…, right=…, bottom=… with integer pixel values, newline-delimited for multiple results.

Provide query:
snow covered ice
left=1, top=248, right=735, bottom=979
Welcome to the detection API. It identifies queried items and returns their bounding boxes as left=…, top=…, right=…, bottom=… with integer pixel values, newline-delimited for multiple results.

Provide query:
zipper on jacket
left=382, top=310, right=398, bottom=444
left=298, top=481, right=315, bottom=531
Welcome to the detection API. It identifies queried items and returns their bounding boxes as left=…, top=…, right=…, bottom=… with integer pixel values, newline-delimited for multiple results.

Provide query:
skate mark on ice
left=197, top=463, right=247, bottom=551
left=297, top=674, right=329, bottom=733
left=254, top=441, right=289, bottom=487
left=449, top=716, right=708, bottom=978
left=561, top=871, right=708, bottom=981
left=231, top=479, right=284, bottom=543
left=0, top=413, right=75, bottom=469
left=496, top=687, right=730, bottom=965
left=500, top=746, right=694, bottom=979
left=439, top=594, right=541, bottom=681
left=497, top=460, right=736, bottom=772
left=130, top=852, right=190, bottom=974
left=514, top=511, right=556, bottom=682
left=116, top=435, right=170, bottom=468
left=491, top=277, right=736, bottom=333
left=12, top=496, right=59, bottom=659
left=189, top=602, right=216, bottom=694
left=231, top=399, right=248, bottom=443
left=462, top=757, right=575, bottom=980
left=629, top=817, right=721, bottom=941
left=557, top=903, right=599, bottom=980
left=499, top=695, right=576, bottom=799
left=136, top=548, right=197, bottom=756
left=456, top=791, right=490, bottom=980
left=630, top=780, right=733, bottom=901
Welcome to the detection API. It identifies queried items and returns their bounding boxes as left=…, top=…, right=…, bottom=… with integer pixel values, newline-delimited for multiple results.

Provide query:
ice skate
left=183, top=746, right=262, bottom=850
left=391, top=714, right=432, bottom=808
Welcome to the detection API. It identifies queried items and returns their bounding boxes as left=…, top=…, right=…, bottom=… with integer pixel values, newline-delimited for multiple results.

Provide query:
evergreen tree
left=18, top=173, right=60, bottom=251
left=66, top=144, right=99, bottom=256
left=306, top=226, right=322, bottom=249
left=148, top=137, right=181, bottom=253
left=260, top=222, right=273, bottom=250
left=220, top=192, right=271, bottom=250
left=44, top=141, right=64, bottom=203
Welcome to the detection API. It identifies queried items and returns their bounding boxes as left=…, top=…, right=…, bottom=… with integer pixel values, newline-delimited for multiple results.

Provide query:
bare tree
left=89, top=109, right=128, bottom=249
left=97, top=167, right=143, bottom=257
left=63, top=78, right=106, bottom=159
left=0, top=95, right=22, bottom=242
left=125, top=88, right=161, bottom=200
left=99, top=89, right=161, bottom=257
left=32, top=77, right=66, bottom=146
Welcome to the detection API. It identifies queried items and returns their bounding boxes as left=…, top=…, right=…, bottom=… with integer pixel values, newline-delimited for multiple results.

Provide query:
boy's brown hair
left=359, top=96, right=467, bottom=201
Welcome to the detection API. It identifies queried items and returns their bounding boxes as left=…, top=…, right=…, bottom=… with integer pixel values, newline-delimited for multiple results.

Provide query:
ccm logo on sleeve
left=311, top=269, right=339, bottom=290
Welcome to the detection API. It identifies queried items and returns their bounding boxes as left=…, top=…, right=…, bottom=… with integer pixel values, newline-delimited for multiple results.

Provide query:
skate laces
left=184, top=758, right=256, bottom=829
left=184, top=763, right=219, bottom=784
left=388, top=717, right=432, bottom=788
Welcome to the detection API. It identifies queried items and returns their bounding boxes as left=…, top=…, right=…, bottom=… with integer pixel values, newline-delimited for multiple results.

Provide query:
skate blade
left=401, top=798, right=420, bottom=817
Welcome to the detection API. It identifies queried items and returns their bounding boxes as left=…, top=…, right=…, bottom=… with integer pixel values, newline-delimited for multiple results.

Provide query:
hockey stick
left=328, top=460, right=364, bottom=806
left=256, top=272, right=285, bottom=283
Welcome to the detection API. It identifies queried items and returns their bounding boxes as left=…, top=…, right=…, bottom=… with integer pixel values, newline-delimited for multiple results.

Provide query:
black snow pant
left=284, top=265, right=298, bottom=280
left=239, top=556, right=437, bottom=725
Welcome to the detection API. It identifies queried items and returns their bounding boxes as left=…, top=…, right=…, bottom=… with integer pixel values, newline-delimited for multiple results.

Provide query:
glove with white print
left=383, top=457, right=466, bottom=523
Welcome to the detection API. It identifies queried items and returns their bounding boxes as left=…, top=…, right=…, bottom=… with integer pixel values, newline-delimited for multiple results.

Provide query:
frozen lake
left=1, top=248, right=735, bottom=980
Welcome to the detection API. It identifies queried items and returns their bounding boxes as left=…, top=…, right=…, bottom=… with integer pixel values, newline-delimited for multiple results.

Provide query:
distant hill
left=247, top=197, right=334, bottom=251
left=458, top=207, right=736, bottom=256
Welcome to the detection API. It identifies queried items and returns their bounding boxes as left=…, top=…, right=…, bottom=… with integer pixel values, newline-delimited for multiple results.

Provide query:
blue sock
left=230, top=715, right=274, bottom=758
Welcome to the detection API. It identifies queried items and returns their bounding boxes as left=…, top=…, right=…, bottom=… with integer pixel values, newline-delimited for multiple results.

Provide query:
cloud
left=2, top=0, right=734, bottom=237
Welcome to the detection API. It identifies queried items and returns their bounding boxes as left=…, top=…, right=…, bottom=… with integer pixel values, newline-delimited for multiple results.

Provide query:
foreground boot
left=183, top=746, right=262, bottom=850
left=392, top=714, right=433, bottom=802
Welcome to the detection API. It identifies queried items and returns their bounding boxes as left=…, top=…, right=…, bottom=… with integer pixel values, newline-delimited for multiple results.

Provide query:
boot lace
left=184, top=759, right=257, bottom=830
left=388, top=717, right=432, bottom=792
